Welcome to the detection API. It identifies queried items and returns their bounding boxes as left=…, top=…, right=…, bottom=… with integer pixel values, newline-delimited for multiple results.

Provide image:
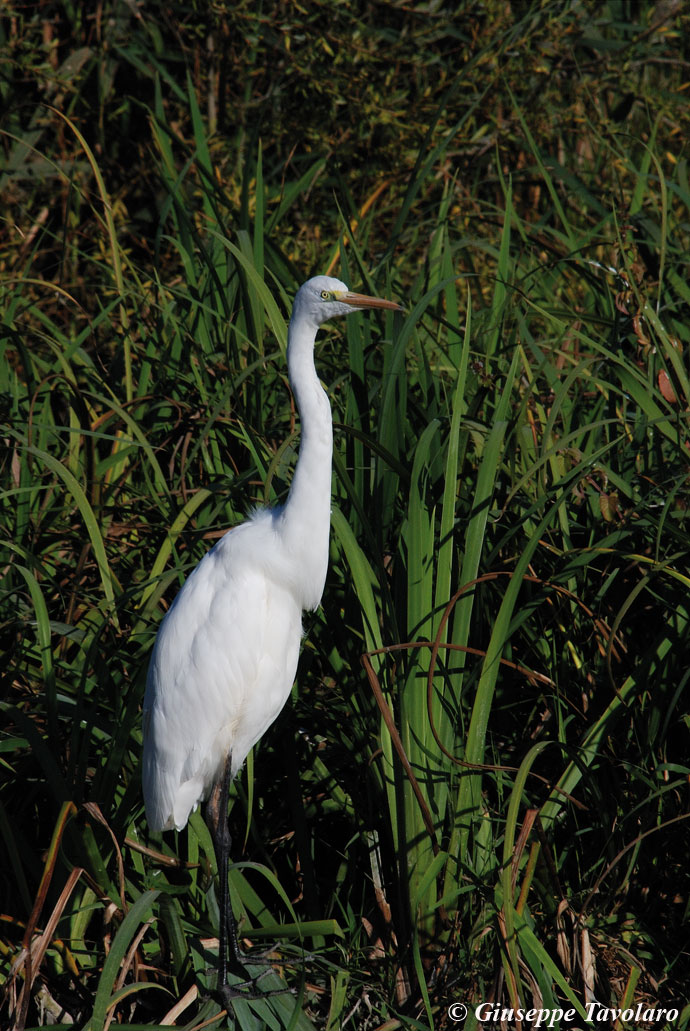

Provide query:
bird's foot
left=234, top=940, right=283, bottom=967
left=218, top=966, right=294, bottom=1006
left=236, top=936, right=322, bottom=970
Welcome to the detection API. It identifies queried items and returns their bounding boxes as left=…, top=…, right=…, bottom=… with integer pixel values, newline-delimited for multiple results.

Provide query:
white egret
left=142, top=274, right=401, bottom=1002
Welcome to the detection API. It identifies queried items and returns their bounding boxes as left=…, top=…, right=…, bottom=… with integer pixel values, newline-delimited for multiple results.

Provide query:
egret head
left=292, top=275, right=402, bottom=329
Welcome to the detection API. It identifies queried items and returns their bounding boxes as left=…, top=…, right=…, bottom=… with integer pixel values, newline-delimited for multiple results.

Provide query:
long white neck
left=275, top=316, right=333, bottom=611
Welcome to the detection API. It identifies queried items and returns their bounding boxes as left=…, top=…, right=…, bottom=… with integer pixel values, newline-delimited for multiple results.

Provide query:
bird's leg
left=204, top=755, right=286, bottom=1005
left=204, top=753, right=242, bottom=989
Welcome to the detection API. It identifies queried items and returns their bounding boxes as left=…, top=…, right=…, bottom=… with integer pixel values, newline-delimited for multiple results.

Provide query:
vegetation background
left=2, top=0, right=690, bottom=1028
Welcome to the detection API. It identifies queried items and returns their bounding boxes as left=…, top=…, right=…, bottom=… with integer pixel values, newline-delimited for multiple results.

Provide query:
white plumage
left=142, top=276, right=401, bottom=838
left=142, top=513, right=304, bottom=831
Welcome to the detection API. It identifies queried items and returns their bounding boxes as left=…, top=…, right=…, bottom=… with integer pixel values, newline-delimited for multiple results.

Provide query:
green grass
left=2, top=2, right=690, bottom=1028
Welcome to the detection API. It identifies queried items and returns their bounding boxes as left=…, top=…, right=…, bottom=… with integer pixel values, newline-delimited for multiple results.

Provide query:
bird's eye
left=320, top=290, right=332, bottom=300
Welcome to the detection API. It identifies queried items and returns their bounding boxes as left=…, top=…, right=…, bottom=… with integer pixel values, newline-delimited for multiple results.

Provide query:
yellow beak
left=336, top=290, right=403, bottom=312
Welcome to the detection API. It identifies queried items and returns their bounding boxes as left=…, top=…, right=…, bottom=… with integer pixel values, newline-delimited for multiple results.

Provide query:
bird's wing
left=142, top=523, right=302, bottom=832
